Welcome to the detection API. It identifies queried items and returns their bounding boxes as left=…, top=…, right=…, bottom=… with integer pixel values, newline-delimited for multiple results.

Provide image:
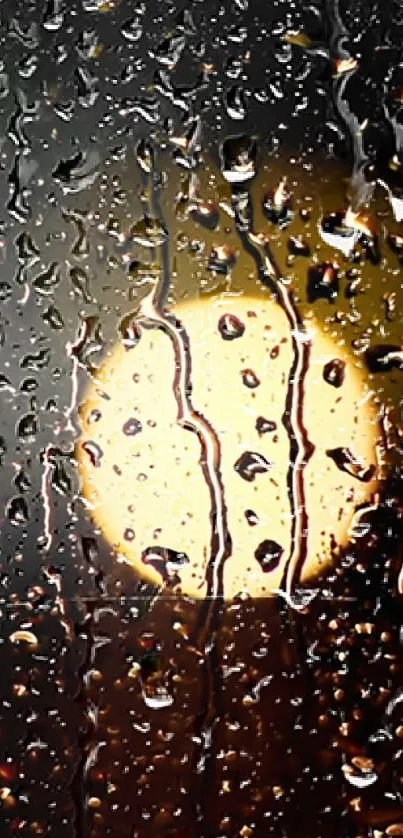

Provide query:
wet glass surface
left=0, top=1, right=403, bottom=836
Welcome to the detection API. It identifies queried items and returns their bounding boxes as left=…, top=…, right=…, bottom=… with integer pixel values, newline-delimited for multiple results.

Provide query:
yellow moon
left=77, top=292, right=379, bottom=600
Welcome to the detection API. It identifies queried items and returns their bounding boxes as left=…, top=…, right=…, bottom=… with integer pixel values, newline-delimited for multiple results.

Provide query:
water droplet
left=43, top=0, right=65, bottom=31
left=119, top=313, right=142, bottom=350
left=124, top=528, right=135, bottom=541
left=20, top=349, right=50, bottom=371
left=307, top=262, right=339, bottom=303
left=82, top=440, right=103, bottom=467
left=17, top=413, right=38, bottom=442
left=221, top=135, right=256, bottom=183
left=241, top=368, right=260, bottom=388
left=130, top=216, right=167, bottom=248
left=189, top=199, right=219, bottom=230
left=53, top=149, right=100, bottom=194
left=70, top=266, right=91, bottom=302
left=7, top=496, right=29, bottom=525
left=136, top=138, right=154, bottom=173
left=15, top=232, right=40, bottom=267
left=9, top=629, right=38, bottom=646
left=75, top=66, right=99, bottom=108
left=32, top=262, right=60, bottom=295
left=121, top=16, right=143, bottom=42
left=254, top=539, right=284, bottom=572
left=142, top=546, right=189, bottom=584
left=365, top=344, right=403, bottom=373
left=208, top=245, right=236, bottom=274
left=255, top=416, right=277, bottom=435
left=155, top=34, right=186, bottom=69
left=323, top=358, right=346, bottom=388
left=217, top=313, right=245, bottom=341
left=234, top=451, right=271, bottom=482
left=263, top=178, right=293, bottom=228
left=42, top=305, right=64, bottom=330
left=122, top=418, right=142, bottom=436
left=326, top=447, right=376, bottom=483
left=141, top=688, right=174, bottom=710
left=81, top=536, right=99, bottom=563
left=288, top=236, right=310, bottom=257
left=244, top=509, right=259, bottom=526
left=14, top=468, right=31, bottom=492
left=225, top=84, right=247, bottom=120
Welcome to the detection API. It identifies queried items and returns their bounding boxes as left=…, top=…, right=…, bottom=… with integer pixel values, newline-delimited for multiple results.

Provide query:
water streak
left=232, top=195, right=315, bottom=609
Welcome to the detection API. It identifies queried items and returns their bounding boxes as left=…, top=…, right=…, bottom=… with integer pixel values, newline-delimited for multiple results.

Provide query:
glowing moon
left=78, top=293, right=379, bottom=600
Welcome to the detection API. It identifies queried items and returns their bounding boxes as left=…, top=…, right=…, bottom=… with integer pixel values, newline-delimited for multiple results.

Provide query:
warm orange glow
left=78, top=294, right=379, bottom=600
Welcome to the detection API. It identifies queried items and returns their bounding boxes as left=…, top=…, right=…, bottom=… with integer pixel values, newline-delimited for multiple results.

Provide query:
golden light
left=78, top=291, right=379, bottom=601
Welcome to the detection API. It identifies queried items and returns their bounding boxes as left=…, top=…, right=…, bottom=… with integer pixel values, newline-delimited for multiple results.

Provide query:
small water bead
left=255, top=416, right=277, bottom=435
left=254, top=539, right=284, bottom=572
left=263, top=178, right=293, bottom=228
left=323, top=358, right=346, bottom=388
left=122, top=418, right=142, bottom=436
left=234, top=451, right=271, bottom=482
left=82, top=440, right=103, bottom=467
left=307, top=262, right=339, bottom=304
left=365, top=344, right=403, bottom=373
left=241, top=369, right=260, bottom=388
left=218, top=313, right=245, bottom=341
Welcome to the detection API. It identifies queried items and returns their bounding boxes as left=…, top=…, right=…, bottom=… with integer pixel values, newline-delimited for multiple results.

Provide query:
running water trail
left=144, top=162, right=232, bottom=831
left=231, top=191, right=315, bottom=611
left=326, top=0, right=374, bottom=207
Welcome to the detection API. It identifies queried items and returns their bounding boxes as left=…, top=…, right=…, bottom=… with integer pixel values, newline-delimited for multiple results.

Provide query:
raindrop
left=119, top=313, right=142, bottom=350
left=70, top=266, right=91, bottom=302
left=43, top=0, right=65, bottom=31
left=155, top=34, right=186, bottom=69
left=288, top=236, right=310, bottom=257
left=221, top=135, right=256, bottom=183
left=82, top=441, right=103, bottom=467
left=15, top=231, right=40, bottom=267
left=254, top=539, right=284, bottom=572
left=14, top=469, right=31, bottom=493
left=7, top=496, right=29, bottom=526
left=263, top=178, right=293, bottom=228
left=365, top=345, right=403, bottom=373
left=136, top=138, right=154, bottom=174
left=307, top=262, right=339, bottom=303
left=81, top=536, right=99, bottom=563
left=21, top=348, right=50, bottom=371
left=52, top=460, right=71, bottom=495
left=33, top=262, right=60, bottom=295
left=53, top=149, right=100, bottom=194
left=255, top=416, right=277, bottom=435
left=323, top=358, right=346, bottom=388
left=244, top=509, right=259, bottom=526
left=241, top=368, right=260, bottom=388
left=217, top=313, right=245, bottom=341
left=225, top=84, right=247, bottom=120
left=75, top=66, right=99, bottom=109
left=326, top=448, right=376, bottom=483
left=122, top=418, right=142, bottom=436
left=141, top=689, right=174, bottom=710
left=208, top=244, right=236, bottom=274
left=234, top=451, right=271, bottom=482
left=121, top=16, right=143, bottom=42
left=142, top=546, right=189, bottom=584
left=130, top=216, right=167, bottom=248
left=42, top=305, right=64, bottom=330
left=17, top=413, right=38, bottom=442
